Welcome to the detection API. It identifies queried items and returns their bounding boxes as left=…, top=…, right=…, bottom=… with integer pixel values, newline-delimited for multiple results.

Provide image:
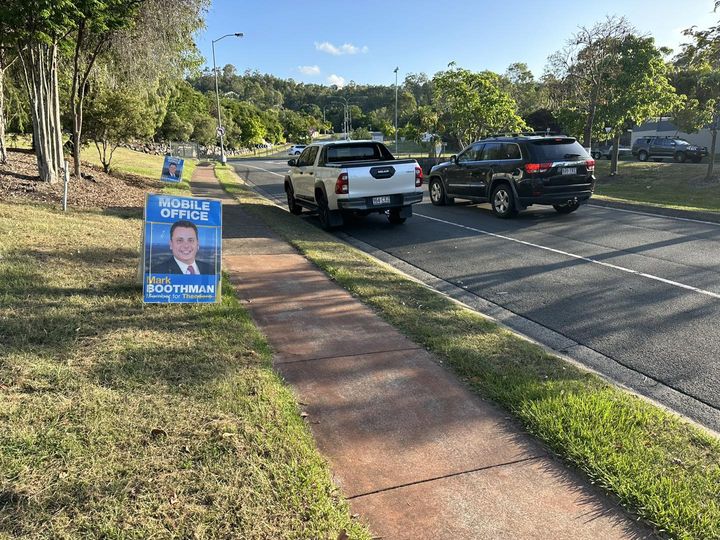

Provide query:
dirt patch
left=0, top=150, right=164, bottom=210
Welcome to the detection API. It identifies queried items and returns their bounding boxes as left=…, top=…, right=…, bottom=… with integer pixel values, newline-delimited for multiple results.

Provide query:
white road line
left=415, top=212, right=720, bottom=300
left=588, top=204, right=720, bottom=227
left=236, top=162, right=286, bottom=177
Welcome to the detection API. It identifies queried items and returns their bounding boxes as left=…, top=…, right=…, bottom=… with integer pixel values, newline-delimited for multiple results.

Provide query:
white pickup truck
left=284, top=140, right=424, bottom=229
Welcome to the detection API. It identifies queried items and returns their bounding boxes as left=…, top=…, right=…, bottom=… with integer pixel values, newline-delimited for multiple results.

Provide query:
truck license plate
left=372, top=196, right=391, bottom=205
left=561, top=167, right=577, bottom=175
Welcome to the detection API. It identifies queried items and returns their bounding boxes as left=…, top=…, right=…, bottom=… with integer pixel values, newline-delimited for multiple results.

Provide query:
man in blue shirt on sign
left=153, top=220, right=213, bottom=275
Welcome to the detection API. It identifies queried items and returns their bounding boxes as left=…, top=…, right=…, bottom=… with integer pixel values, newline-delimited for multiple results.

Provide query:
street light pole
left=212, top=32, right=243, bottom=164
left=394, top=66, right=399, bottom=154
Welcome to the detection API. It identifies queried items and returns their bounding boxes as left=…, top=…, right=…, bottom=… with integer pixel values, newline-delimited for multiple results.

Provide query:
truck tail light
left=585, top=158, right=595, bottom=172
left=335, top=172, right=349, bottom=194
left=524, top=162, right=553, bottom=174
left=415, top=166, right=424, bottom=187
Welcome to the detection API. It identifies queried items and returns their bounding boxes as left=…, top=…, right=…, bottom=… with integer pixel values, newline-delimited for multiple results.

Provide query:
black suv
left=428, top=135, right=595, bottom=218
left=631, top=136, right=707, bottom=163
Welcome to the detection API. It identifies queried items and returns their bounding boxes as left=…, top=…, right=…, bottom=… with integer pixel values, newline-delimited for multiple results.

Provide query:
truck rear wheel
left=387, top=208, right=407, bottom=225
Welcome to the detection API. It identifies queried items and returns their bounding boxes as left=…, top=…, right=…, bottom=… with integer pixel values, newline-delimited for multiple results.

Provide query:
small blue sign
left=160, top=156, right=184, bottom=183
left=143, top=194, right=222, bottom=303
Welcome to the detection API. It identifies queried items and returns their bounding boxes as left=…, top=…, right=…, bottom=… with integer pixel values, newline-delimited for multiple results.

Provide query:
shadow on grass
left=0, top=245, right=264, bottom=393
left=102, top=206, right=144, bottom=219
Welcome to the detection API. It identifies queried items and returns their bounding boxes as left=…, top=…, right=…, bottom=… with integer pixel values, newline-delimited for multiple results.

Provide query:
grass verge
left=80, top=146, right=198, bottom=188
left=0, top=201, right=370, bottom=539
left=594, top=160, right=720, bottom=213
left=216, top=164, right=720, bottom=540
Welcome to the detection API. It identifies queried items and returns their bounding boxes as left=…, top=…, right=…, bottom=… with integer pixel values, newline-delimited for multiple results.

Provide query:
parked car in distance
left=284, top=140, right=423, bottom=229
left=288, top=144, right=307, bottom=155
left=591, top=145, right=632, bottom=160
left=428, top=134, right=595, bottom=218
left=631, top=137, right=707, bottom=163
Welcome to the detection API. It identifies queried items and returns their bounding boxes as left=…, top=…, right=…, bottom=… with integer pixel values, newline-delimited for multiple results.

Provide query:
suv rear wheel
left=491, top=184, right=517, bottom=218
left=430, top=177, right=453, bottom=206
left=638, top=150, right=648, bottom=162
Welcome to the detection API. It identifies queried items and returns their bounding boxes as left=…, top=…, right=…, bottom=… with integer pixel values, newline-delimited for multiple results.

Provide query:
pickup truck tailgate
left=346, top=160, right=418, bottom=198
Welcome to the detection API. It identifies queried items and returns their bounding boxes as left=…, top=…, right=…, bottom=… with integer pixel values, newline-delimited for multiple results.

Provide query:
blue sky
left=195, top=0, right=719, bottom=87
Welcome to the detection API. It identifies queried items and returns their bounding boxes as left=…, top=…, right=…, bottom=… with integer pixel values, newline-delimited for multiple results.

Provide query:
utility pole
left=212, top=32, right=243, bottom=164
left=394, top=66, right=399, bottom=154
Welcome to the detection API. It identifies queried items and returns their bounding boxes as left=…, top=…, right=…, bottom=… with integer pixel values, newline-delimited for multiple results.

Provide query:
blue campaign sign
left=160, top=156, right=184, bottom=183
left=143, top=194, right=222, bottom=303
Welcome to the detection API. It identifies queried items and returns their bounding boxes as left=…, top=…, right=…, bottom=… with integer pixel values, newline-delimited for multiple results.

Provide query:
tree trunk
left=582, top=86, right=599, bottom=148
left=17, top=41, right=64, bottom=183
left=610, top=132, right=621, bottom=176
left=0, top=66, right=7, bottom=164
left=706, top=121, right=717, bottom=182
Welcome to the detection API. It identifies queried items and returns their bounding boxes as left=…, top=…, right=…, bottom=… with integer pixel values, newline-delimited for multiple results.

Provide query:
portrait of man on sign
left=153, top=220, right=213, bottom=275
left=142, top=194, right=222, bottom=304
left=160, top=156, right=184, bottom=183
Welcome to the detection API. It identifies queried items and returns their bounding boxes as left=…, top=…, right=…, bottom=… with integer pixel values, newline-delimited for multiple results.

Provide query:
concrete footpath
left=190, top=164, right=654, bottom=539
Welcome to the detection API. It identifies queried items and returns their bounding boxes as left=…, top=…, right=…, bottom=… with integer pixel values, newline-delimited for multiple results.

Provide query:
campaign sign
left=143, top=194, right=222, bottom=303
left=160, top=156, right=184, bottom=183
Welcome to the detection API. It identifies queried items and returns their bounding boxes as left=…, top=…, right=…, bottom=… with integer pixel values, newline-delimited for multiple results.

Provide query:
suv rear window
left=325, top=143, right=394, bottom=163
left=529, top=139, right=589, bottom=161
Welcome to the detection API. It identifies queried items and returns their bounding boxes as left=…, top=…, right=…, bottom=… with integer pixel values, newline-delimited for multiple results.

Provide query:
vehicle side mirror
left=288, top=158, right=297, bottom=166
left=450, top=155, right=457, bottom=163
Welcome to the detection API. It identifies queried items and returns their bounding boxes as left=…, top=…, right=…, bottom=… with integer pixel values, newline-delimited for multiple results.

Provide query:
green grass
left=594, top=159, right=720, bottom=213
left=0, top=201, right=370, bottom=539
left=81, top=146, right=198, bottom=187
left=217, top=165, right=720, bottom=540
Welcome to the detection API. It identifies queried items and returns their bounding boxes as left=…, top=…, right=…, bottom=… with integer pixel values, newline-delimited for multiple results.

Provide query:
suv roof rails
left=484, top=131, right=568, bottom=139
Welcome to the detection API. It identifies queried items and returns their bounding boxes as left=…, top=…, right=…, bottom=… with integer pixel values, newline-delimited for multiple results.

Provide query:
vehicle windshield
left=325, top=143, right=394, bottom=162
left=529, top=139, right=589, bottom=161
left=673, top=140, right=690, bottom=146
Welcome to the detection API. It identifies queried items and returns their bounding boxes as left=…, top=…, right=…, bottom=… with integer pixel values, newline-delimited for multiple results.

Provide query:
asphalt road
left=231, top=157, right=720, bottom=432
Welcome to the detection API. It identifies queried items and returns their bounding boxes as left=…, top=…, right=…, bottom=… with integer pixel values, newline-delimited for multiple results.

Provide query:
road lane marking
left=588, top=204, right=720, bottom=227
left=235, top=163, right=285, bottom=177
left=415, top=212, right=720, bottom=300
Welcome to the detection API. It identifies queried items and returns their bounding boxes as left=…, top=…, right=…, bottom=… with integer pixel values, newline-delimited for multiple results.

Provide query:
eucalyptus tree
left=546, top=16, right=635, bottom=147
left=67, top=0, right=143, bottom=178
left=676, top=2, right=720, bottom=180
left=3, top=0, right=75, bottom=183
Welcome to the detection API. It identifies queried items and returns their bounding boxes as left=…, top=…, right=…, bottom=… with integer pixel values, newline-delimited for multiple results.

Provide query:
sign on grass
left=142, top=194, right=222, bottom=303
left=160, top=156, right=184, bottom=183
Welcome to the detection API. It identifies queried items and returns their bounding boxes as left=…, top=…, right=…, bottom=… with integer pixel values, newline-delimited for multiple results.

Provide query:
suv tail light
left=585, top=158, right=595, bottom=172
left=415, top=166, right=424, bottom=187
left=524, top=162, right=553, bottom=174
left=335, top=172, right=349, bottom=194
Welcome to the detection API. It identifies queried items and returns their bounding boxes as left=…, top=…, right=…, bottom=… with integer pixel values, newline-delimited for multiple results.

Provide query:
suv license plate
left=372, top=196, right=391, bottom=205
left=561, top=167, right=577, bottom=175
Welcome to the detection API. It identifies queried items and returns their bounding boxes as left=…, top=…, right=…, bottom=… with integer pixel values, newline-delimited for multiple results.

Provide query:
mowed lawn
left=80, top=146, right=198, bottom=184
left=0, top=201, right=369, bottom=539
left=594, top=159, right=720, bottom=212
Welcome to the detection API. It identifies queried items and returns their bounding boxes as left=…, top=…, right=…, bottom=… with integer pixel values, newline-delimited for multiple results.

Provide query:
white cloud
left=315, top=41, right=368, bottom=55
left=298, top=65, right=321, bottom=75
left=327, top=74, right=346, bottom=88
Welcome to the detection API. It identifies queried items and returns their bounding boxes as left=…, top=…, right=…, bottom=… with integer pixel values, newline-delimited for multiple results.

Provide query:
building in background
left=632, top=117, right=715, bottom=150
